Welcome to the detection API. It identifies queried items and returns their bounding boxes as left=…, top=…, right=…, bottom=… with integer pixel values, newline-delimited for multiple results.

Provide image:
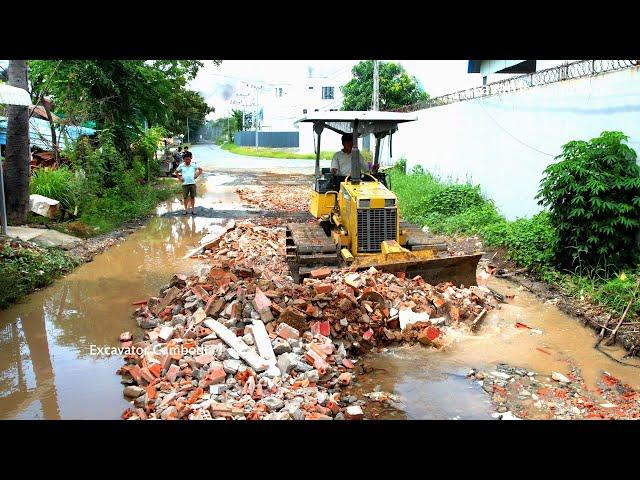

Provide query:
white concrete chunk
left=204, top=319, right=268, bottom=372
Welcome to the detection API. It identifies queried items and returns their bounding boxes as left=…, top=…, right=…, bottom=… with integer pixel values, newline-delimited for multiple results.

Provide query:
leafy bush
left=0, top=240, right=79, bottom=309
left=30, top=166, right=84, bottom=216
left=424, top=184, right=486, bottom=217
left=537, top=131, right=640, bottom=272
left=481, top=212, right=557, bottom=273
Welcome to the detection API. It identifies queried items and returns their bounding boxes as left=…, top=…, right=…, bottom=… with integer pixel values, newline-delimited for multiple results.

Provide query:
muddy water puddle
left=353, top=277, right=640, bottom=419
left=0, top=174, right=237, bottom=419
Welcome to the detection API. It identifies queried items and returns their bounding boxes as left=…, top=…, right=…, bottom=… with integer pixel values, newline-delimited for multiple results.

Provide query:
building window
left=322, top=86, right=334, bottom=99
left=303, top=108, right=307, bottom=114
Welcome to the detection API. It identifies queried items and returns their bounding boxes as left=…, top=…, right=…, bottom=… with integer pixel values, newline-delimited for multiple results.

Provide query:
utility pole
left=372, top=59, right=380, bottom=111
left=254, top=85, right=259, bottom=151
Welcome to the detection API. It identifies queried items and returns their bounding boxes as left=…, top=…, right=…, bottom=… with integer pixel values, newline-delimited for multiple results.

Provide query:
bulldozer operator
left=330, top=133, right=377, bottom=189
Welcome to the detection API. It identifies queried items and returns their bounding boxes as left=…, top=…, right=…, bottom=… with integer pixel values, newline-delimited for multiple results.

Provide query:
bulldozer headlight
left=358, top=199, right=371, bottom=208
left=385, top=199, right=396, bottom=207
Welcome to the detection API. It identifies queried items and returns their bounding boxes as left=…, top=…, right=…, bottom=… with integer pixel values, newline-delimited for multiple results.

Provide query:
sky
left=189, top=60, right=489, bottom=119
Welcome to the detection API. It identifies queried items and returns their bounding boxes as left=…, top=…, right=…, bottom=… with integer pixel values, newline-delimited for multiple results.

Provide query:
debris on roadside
left=236, top=185, right=311, bottom=212
left=118, top=220, right=496, bottom=420
left=467, top=363, right=640, bottom=420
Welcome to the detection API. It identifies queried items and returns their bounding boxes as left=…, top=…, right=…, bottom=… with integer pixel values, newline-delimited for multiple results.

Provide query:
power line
left=476, top=98, right=556, bottom=157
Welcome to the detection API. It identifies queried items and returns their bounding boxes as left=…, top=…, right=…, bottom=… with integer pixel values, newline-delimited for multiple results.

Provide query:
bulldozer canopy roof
left=295, top=111, right=417, bottom=136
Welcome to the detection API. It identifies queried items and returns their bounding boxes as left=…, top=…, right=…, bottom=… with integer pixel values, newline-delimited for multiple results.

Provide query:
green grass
left=387, top=165, right=503, bottom=237
left=221, top=142, right=334, bottom=160
left=560, top=271, right=640, bottom=320
left=0, top=239, right=80, bottom=309
left=76, top=178, right=181, bottom=235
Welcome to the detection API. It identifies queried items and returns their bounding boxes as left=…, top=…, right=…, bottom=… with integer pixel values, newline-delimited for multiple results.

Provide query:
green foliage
left=341, top=61, right=429, bottom=111
left=537, top=131, right=640, bottom=272
left=0, top=240, right=80, bottom=309
left=78, top=180, right=180, bottom=234
left=388, top=166, right=501, bottom=236
left=481, top=213, right=557, bottom=274
left=396, top=158, right=407, bottom=173
left=30, top=166, right=84, bottom=215
left=426, top=184, right=486, bottom=216
left=562, top=271, right=640, bottom=320
left=28, top=60, right=212, bottom=162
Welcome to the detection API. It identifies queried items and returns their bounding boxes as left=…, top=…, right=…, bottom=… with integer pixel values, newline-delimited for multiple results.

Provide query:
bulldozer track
left=286, top=223, right=340, bottom=282
left=400, top=220, right=447, bottom=252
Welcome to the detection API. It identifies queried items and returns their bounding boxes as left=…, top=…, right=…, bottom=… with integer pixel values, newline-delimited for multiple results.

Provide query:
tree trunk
left=5, top=60, right=31, bottom=224
left=42, top=98, right=58, bottom=162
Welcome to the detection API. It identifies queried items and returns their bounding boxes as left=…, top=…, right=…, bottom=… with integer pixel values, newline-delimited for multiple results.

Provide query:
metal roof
left=0, top=84, right=32, bottom=106
left=295, top=111, right=417, bottom=126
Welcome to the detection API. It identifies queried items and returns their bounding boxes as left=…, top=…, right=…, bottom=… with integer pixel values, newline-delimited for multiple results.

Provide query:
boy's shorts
left=182, top=184, right=196, bottom=199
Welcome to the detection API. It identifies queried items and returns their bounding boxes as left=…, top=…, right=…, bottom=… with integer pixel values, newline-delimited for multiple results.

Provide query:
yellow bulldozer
left=286, top=112, right=483, bottom=286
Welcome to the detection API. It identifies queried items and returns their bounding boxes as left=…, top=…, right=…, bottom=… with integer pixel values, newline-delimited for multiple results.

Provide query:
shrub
left=0, top=240, right=79, bottom=308
left=537, top=131, right=640, bottom=272
left=481, top=212, right=557, bottom=273
left=30, top=166, right=84, bottom=216
left=423, top=183, right=486, bottom=217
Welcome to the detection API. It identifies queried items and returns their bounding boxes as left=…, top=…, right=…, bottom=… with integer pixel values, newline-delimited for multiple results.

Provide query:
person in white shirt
left=331, top=133, right=374, bottom=177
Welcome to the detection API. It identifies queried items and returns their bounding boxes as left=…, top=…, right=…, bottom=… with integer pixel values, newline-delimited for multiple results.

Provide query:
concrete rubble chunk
left=123, top=386, right=145, bottom=398
left=29, top=194, right=60, bottom=218
left=276, top=322, right=300, bottom=340
left=158, top=326, right=174, bottom=342
left=552, top=371, right=571, bottom=384
left=345, top=405, right=364, bottom=420
left=204, top=319, right=268, bottom=372
left=252, top=320, right=277, bottom=366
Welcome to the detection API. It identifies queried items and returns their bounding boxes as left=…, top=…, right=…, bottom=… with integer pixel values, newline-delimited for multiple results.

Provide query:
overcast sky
left=190, top=60, right=488, bottom=119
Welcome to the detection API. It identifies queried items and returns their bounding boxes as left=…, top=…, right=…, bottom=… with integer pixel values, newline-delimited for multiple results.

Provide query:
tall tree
left=28, top=60, right=217, bottom=161
left=341, top=60, right=429, bottom=111
left=232, top=110, right=245, bottom=132
left=4, top=60, right=31, bottom=224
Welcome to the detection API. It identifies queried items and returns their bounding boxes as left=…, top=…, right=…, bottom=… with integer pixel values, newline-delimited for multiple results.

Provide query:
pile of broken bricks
left=187, top=220, right=290, bottom=282
left=119, top=222, right=496, bottom=420
left=235, top=185, right=311, bottom=212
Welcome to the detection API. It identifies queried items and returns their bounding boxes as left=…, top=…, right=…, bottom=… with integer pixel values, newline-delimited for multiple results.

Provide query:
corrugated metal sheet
left=235, top=131, right=299, bottom=148
left=0, top=117, right=96, bottom=149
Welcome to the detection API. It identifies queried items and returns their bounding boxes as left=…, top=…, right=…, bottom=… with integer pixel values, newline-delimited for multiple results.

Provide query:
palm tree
left=4, top=60, right=30, bottom=224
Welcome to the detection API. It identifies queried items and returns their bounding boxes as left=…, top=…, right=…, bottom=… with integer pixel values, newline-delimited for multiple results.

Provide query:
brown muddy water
left=1, top=170, right=638, bottom=419
left=353, top=277, right=640, bottom=420
left=0, top=174, right=239, bottom=419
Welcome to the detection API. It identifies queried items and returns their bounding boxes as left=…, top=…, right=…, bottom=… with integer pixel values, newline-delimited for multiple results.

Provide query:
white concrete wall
left=383, top=66, right=640, bottom=220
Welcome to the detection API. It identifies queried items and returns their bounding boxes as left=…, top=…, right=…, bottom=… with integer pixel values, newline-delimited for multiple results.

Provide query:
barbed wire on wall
left=390, top=60, right=639, bottom=113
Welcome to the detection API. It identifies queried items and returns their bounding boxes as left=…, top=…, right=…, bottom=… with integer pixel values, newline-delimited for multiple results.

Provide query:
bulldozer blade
left=353, top=253, right=484, bottom=288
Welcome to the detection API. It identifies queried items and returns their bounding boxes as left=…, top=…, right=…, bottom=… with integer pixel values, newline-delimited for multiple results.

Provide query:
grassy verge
left=221, top=142, right=334, bottom=160
left=29, top=177, right=181, bottom=238
left=0, top=238, right=81, bottom=309
left=74, top=178, right=181, bottom=236
left=387, top=163, right=640, bottom=323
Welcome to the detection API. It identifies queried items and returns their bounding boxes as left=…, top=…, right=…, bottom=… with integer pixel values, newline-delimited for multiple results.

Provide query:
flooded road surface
left=354, top=277, right=640, bottom=420
left=1, top=157, right=639, bottom=419
left=0, top=174, right=239, bottom=419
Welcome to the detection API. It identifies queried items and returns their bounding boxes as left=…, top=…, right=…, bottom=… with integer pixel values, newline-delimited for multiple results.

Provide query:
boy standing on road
left=175, top=151, right=203, bottom=215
